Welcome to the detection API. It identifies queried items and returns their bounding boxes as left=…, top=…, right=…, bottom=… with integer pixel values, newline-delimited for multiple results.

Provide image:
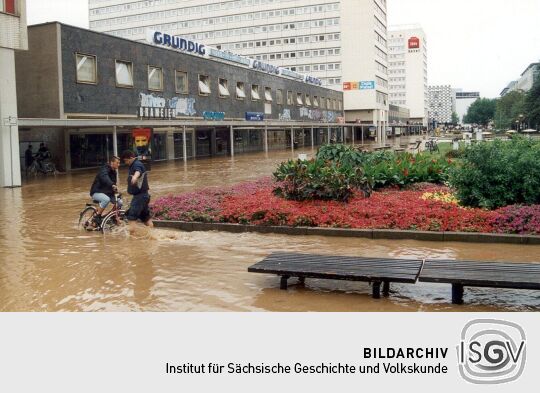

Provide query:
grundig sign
left=147, top=30, right=206, bottom=56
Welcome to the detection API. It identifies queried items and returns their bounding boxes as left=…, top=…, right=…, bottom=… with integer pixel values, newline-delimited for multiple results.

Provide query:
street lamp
left=518, top=114, right=524, bottom=132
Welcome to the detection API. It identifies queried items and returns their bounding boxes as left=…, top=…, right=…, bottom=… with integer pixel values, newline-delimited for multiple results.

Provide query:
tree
left=463, top=98, right=497, bottom=126
left=525, top=74, right=540, bottom=129
left=494, top=90, right=526, bottom=130
left=451, top=111, right=460, bottom=125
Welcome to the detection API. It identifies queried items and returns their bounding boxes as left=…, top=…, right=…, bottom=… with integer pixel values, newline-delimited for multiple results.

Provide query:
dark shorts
left=127, top=193, right=151, bottom=222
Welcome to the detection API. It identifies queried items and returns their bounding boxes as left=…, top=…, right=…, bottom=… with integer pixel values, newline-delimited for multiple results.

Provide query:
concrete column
left=0, top=48, right=21, bottom=187
left=192, top=128, right=197, bottom=158
left=310, top=126, right=314, bottom=149
left=113, top=126, right=119, bottom=157
left=264, top=124, right=268, bottom=153
left=182, top=126, right=187, bottom=162
left=327, top=126, right=331, bottom=144
left=352, top=127, right=355, bottom=146
left=230, top=125, right=235, bottom=157
left=290, top=126, right=294, bottom=153
left=166, top=128, right=175, bottom=160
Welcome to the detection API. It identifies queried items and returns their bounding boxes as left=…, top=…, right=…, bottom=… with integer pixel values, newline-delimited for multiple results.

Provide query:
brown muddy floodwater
left=1, top=145, right=539, bottom=312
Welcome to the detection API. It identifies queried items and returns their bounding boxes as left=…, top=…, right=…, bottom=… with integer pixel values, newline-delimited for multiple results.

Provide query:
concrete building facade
left=388, top=24, right=428, bottom=126
left=454, top=89, right=480, bottom=124
left=500, top=62, right=539, bottom=96
left=16, top=23, right=345, bottom=172
left=428, top=85, right=455, bottom=125
left=0, top=0, right=27, bottom=187
left=89, top=0, right=390, bottom=143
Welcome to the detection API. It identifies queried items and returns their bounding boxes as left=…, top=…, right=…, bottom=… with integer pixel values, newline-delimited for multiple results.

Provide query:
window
left=313, top=96, right=319, bottom=108
left=236, top=82, right=246, bottom=99
left=148, top=66, right=163, bottom=91
left=251, top=84, right=260, bottom=101
left=326, top=98, right=331, bottom=109
left=198, top=74, right=211, bottom=95
left=115, top=60, right=133, bottom=88
left=264, top=87, right=273, bottom=102
left=287, top=91, right=293, bottom=105
left=305, top=94, right=312, bottom=107
left=75, top=53, right=97, bottom=84
left=297, top=93, right=304, bottom=106
left=1, top=0, right=16, bottom=14
left=218, top=78, right=230, bottom=97
left=320, top=97, right=326, bottom=109
left=277, top=89, right=283, bottom=105
left=175, top=71, right=188, bottom=94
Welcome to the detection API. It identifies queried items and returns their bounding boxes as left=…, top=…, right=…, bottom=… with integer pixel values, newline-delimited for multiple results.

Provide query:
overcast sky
left=26, top=0, right=540, bottom=98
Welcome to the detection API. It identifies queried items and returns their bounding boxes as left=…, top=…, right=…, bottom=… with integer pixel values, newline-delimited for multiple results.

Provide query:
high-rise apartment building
left=428, top=85, right=455, bottom=125
left=89, top=0, right=390, bottom=141
left=388, top=25, right=428, bottom=126
left=1, top=0, right=27, bottom=187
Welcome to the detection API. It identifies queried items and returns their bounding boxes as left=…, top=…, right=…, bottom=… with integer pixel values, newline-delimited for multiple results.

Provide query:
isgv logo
left=457, top=319, right=526, bottom=384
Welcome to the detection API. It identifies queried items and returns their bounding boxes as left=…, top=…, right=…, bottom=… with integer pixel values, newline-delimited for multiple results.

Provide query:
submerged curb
left=154, top=221, right=540, bottom=245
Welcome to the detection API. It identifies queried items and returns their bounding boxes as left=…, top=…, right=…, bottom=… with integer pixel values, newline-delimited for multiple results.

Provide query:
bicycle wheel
left=101, top=210, right=127, bottom=234
left=78, top=206, right=97, bottom=231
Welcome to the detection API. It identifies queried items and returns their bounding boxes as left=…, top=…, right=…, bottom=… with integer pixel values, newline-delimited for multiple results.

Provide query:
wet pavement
left=1, top=140, right=539, bottom=312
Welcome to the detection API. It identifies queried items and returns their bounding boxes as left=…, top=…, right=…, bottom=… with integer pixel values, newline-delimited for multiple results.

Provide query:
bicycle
left=78, top=193, right=128, bottom=233
left=27, top=159, right=57, bottom=176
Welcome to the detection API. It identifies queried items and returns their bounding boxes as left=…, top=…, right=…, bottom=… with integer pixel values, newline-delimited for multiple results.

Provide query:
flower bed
left=151, top=178, right=540, bottom=235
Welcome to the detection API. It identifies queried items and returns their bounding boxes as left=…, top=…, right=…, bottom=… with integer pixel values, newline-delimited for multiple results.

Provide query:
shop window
left=198, top=74, right=211, bottom=95
left=251, top=84, right=260, bottom=101
left=305, top=94, right=312, bottom=107
left=219, top=78, right=230, bottom=97
left=313, top=96, right=319, bottom=108
left=264, top=87, right=273, bottom=102
left=75, top=53, right=97, bottom=84
left=115, top=60, right=133, bottom=88
left=236, top=82, right=246, bottom=99
left=287, top=91, right=293, bottom=105
left=276, top=89, right=283, bottom=105
left=175, top=71, right=188, bottom=94
left=148, top=66, right=163, bottom=91
left=296, top=93, right=304, bottom=106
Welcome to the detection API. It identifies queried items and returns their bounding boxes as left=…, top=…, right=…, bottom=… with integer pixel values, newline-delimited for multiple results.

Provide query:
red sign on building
left=5, top=0, right=16, bottom=14
left=408, top=37, right=420, bottom=50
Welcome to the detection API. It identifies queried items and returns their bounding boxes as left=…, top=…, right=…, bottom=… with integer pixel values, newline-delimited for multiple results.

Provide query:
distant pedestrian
left=25, top=145, right=34, bottom=172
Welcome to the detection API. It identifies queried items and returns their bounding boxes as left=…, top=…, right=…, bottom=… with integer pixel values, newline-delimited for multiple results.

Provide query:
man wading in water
left=121, top=150, right=153, bottom=234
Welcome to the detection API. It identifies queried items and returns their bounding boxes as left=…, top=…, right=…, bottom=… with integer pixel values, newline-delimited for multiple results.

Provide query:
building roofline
left=521, top=63, right=540, bottom=76
left=27, top=21, right=337, bottom=92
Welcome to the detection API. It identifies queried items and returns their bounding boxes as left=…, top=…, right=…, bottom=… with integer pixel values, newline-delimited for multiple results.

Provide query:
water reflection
left=0, top=145, right=539, bottom=311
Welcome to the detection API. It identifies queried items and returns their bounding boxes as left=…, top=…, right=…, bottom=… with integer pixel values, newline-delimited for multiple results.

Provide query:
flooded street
left=1, top=144, right=539, bottom=312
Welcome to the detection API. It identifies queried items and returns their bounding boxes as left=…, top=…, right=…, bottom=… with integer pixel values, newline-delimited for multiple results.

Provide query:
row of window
left=219, top=33, right=341, bottom=54
left=111, top=16, right=340, bottom=40
left=75, top=53, right=343, bottom=110
left=91, top=2, right=340, bottom=29
left=91, top=0, right=331, bottom=17
left=252, top=48, right=341, bottom=63
left=293, top=63, right=341, bottom=73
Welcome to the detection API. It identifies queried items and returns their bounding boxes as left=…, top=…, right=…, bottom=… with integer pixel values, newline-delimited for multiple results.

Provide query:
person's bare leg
left=128, top=220, right=138, bottom=235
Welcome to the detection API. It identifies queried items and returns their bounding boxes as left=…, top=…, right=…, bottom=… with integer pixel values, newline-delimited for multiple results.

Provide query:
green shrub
left=449, top=137, right=540, bottom=209
left=363, top=152, right=452, bottom=189
left=273, top=159, right=371, bottom=202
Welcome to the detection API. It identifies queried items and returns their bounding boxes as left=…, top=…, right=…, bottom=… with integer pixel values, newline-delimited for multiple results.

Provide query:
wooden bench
left=419, top=259, right=540, bottom=304
left=248, top=252, right=423, bottom=299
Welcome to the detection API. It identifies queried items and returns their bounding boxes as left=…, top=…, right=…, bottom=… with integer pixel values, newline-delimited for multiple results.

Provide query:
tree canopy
left=525, top=75, right=540, bottom=129
left=463, top=98, right=497, bottom=126
left=494, top=91, right=526, bottom=130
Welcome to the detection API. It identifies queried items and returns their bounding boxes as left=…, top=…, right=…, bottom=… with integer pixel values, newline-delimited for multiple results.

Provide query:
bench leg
left=452, top=284, right=464, bottom=305
left=372, top=281, right=381, bottom=299
left=383, top=281, right=390, bottom=297
left=280, top=276, right=290, bottom=290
